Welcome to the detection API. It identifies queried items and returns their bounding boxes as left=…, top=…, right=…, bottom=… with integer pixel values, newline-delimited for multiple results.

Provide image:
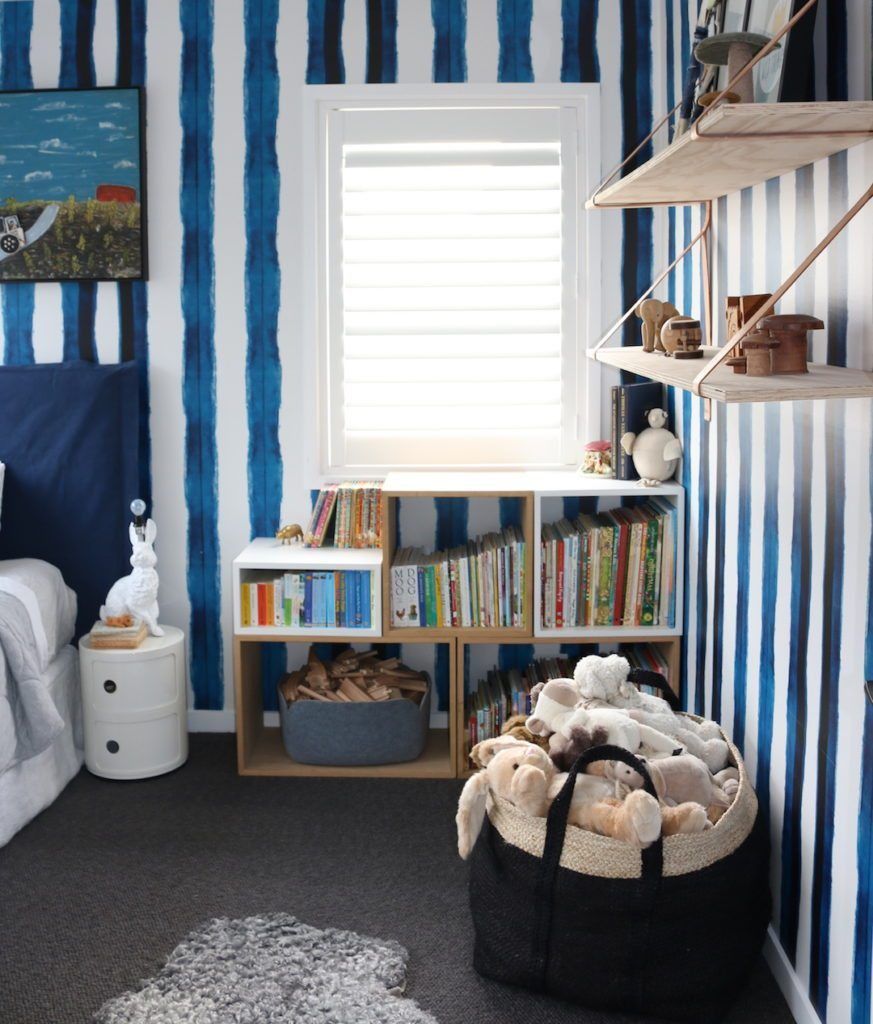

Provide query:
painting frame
left=0, top=85, right=148, bottom=283
left=745, top=0, right=816, bottom=103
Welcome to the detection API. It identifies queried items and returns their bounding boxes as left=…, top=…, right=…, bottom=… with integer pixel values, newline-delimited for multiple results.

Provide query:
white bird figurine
left=620, top=408, right=682, bottom=486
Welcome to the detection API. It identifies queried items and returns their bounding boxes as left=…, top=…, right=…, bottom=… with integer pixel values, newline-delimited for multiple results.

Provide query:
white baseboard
left=764, top=926, right=821, bottom=1024
left=186, top=710, right=281, bottom=731
left=187, top=709, right=235, bottom=732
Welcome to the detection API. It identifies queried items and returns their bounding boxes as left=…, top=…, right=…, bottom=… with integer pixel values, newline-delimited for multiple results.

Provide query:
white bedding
left=0, top=644, right=82, bottom=846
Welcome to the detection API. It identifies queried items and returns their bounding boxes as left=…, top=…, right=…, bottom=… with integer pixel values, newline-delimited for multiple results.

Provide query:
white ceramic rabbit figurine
left=99, top=519, right=163, bottom=637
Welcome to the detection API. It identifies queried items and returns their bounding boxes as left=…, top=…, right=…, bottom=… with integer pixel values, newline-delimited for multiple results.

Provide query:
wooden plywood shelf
left=592, top=346, right=873, bottom=405
left=588, top=102, right=873, bottom=208
left=241, top=727, right=454, bottom=778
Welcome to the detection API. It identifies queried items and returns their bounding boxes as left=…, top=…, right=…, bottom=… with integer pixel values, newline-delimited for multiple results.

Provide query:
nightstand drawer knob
left=106, top=740, right=120, bottom=754
left=104, top=680, right=117, bottom=694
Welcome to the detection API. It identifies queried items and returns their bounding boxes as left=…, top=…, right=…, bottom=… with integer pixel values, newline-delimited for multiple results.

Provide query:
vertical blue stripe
left=431, top=0, right=466, bottom=83
left=780, top=164, right=815, bottom=961
left=560, top=0, right=599, bottom=82
left=810, top=153, right=849, bottom=1017
left=665, top=0, right=676, bottom=308
left=693, top=400, right=709, bottom=718
left=619, top=0, right=652, bottom=349
left=679, top=387, right=692, bottom=711
left=306, top=0, right=345, bottom=84
left=497, top=0, right=533, bottom=82
left=180, top=0, right=222, bottom=710
left=731, top=188, right=754, bottom=749
left=855, top=324, right=873, bottom=1022
left=855, top=612, right=873, bottom=1024
left=245, top=0, right=284, bottom=713
left=0, top=2, right=35, bottom=366
left=755, top=177, right=781, bottom=826
left=366, top=0, right=397, bottom=83
left=709, top=197, right=728, bottom=724
left=59, top=0, right=97, bottom=362
left=826, top=0, right=848, bottom=102
left=116, top=0, right=151, bottom=506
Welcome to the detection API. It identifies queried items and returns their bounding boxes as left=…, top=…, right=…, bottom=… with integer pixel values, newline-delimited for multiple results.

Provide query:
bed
left=0, top=361, right=140, bottom=845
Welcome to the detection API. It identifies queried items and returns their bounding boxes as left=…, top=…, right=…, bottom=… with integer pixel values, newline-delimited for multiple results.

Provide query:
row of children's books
left=240, top=571, right=373, bottom=629
left=304, top=481, right=383, bottom=548
left=390, top=526, right=526, bottom=629
left=466, top=656, right=573, bottom=750
left=540, top=498, right=676, bottom=629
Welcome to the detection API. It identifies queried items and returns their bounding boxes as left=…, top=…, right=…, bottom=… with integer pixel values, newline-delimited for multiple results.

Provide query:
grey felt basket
left=278, top=679, right=431, bottom=766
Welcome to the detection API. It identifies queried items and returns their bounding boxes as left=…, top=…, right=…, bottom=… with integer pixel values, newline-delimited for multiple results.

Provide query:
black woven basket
left=468, top=742, right=771, bottom=1023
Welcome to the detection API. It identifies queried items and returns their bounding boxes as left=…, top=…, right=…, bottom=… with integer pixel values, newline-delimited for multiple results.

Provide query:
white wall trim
left=764, top=926, right=821, bottom=1024
left=187, top=710, right=281, bottom=732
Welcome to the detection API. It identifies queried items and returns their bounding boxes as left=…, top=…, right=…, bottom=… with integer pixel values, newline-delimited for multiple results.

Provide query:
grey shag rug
left=93, top=913, right=438, bottom=1024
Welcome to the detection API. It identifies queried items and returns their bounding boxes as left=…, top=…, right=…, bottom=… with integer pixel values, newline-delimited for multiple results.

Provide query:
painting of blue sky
left=0, top=88, right=141, bottom=202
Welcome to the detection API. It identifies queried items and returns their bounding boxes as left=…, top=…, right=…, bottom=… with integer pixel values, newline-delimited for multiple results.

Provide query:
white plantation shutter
left=321, top=102, right=586, bottom=469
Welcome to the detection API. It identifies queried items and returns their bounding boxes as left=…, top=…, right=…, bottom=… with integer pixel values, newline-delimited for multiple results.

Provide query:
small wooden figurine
left=660, top=315, right=703, bottom=358
left=276, top=523, right=304, bottom=545
left=727, top=330, right=778, bottom=376
left=759, top=314, right=824, bottom=374
left=726, top=293, right=771, bottom=360
left=636, top=299, right=680, bottom=353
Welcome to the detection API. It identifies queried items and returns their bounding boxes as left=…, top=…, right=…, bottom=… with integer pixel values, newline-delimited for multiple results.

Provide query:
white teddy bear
left=573, top=654, right=730, bottom=773
left=526, top=679, right=683, bottom=760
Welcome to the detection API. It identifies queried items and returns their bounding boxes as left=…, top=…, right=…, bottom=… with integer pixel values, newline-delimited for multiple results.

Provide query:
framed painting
left=746, top=0, right=816, bottom=102
left=0, top=86, right=147, bottom=282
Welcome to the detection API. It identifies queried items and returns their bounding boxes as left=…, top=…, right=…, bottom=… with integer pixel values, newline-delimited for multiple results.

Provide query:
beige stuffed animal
left=574, top=655, right=730, bottom=773
left=456, top=738, right=665, bottom=859
left=600, top=753, right=738, bottom=823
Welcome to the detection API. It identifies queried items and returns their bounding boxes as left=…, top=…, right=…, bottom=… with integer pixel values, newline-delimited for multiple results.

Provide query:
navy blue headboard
left=0, top=361, right=140, bottom=638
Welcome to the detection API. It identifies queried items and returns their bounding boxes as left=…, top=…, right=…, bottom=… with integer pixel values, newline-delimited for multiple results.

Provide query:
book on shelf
left=466, top=655, right=573, bottom=751
left=540, top=498, right=676, bottom=629
left=304, top=481, right=383, bottom=548
left=240, top=570, right=372, bottom=629
left=390, top=525, right=525, bottom=630
left=611, top=381, right=664, bottom=480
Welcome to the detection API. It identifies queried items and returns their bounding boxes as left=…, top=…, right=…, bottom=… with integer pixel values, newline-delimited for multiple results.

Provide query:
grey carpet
left=0, top=734, right=792, bottom=1024
left=93, top=913, right=437, bottom=1024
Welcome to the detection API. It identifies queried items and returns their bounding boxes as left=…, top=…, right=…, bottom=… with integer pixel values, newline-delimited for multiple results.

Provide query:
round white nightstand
left=79, top=625, right=188, bottom=780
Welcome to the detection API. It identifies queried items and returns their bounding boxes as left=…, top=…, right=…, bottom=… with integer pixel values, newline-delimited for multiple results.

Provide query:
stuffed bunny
left=100, top=519, right=163, bottom=637
left=574, top=655, right=730, bottom=773
left=526, top=679, right=683, bottom=760
left=600, top=754, right=738, bottom=824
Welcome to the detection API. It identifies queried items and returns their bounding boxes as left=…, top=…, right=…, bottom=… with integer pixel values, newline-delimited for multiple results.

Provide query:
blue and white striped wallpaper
left=0, top=2, right=869, bottom=1020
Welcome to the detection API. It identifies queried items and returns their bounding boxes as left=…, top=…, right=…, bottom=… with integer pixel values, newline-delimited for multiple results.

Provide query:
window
left=303, top=86, right=600, bottom=473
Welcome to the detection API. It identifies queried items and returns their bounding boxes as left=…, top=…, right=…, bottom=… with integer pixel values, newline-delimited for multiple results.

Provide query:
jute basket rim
left=487, top=716, right=758, bottom=880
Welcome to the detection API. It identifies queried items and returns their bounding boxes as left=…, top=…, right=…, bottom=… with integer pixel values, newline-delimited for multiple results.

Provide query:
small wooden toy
left=728, top=331, right=779, bottom=376
left=726, top=293, right=771, bottom=360
left=759, top=314, right=824, bottom=374
left=276, top=523, right=304, bottom=545
left=660, top=315, right=703, bottom=358
left=636, top=299, right=680, bottom=353
left=579, top=440, right=613, bottom=477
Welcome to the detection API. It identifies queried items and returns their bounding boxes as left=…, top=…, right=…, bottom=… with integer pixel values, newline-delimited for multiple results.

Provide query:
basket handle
left=627, top=667, right=680, bottom=711
left=530, top=744, right=664, bottom=990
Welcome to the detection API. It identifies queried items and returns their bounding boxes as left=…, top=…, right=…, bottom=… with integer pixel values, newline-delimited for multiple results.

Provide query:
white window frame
left=301, top=84, right=601, bottom=480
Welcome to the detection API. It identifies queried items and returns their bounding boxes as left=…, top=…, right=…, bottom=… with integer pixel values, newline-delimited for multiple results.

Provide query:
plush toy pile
left=457, top=654, right=739, bottom=858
